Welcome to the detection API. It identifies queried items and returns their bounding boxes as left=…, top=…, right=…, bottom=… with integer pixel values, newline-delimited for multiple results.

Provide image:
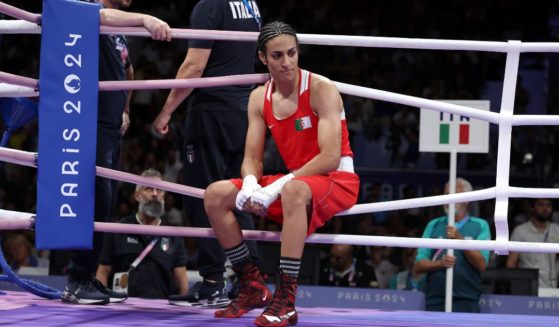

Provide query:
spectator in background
left=367, top=246, right=398, bottom=289
left=96, top=169, right=189, bottom=300
left=388, top=248, right=425, bottom=291
left=164, top=193, right=183, bottom=226
left=3, top=233, right=48, bottom=272
left=506, top=198, right=559, bottom=288
left=163, top=146, right=182, bottom=183
left=412, top=178, right=490, bottom=312
left=319, top=244, right=379, bottom=288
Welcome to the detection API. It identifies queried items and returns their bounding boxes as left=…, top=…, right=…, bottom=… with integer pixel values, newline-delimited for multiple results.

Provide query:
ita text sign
left=419, top=100, right=490, bottom=153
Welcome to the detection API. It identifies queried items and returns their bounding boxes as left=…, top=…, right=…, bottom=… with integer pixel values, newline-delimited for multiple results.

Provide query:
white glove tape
left=250, top=173, right=294, bottom=209
left=235, top=175, right=261, bottom=211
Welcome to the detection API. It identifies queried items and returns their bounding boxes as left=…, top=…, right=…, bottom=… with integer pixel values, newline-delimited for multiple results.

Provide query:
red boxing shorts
left=231, top=171, right=359, bottom=235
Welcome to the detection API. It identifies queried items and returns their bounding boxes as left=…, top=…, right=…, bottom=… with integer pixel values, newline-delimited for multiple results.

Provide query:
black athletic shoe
left=168, top=280, right=230, bottom=308
left=61, top=277, right=110, bottom=305
left=92, top=279, right=127, bottom=303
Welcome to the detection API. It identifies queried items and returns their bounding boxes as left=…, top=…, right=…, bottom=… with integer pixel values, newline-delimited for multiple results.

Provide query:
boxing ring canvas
left=2, top=290, right=559, bottom=327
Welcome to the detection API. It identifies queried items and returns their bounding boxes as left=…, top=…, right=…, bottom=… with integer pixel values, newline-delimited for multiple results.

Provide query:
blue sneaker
left=61, top=277, right=109, bottom=305
left=168, top=280, right=230, bottom=308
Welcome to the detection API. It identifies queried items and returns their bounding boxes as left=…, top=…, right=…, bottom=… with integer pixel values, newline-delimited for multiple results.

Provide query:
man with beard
left=96, top=169, right=189, bottom=300
left=413, top=178, right=490, bottom=312
left=507, top=198, right=559, bottom=288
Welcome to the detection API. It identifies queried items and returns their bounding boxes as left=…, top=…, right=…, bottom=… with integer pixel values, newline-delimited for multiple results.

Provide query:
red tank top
left=262, top=69, right=353, bottom=171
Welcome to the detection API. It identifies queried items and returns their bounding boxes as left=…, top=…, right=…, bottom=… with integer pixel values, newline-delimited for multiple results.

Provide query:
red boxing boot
left=215, top=263, right=272, bottom=318
left=254, top=270, right=298, bottom=326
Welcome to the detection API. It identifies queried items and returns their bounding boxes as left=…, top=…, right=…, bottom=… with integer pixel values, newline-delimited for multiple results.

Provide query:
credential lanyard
left=130, top=237, right=159, bottom=270
left=241, top=0, right=261, bottom=28
left=454, top=216, right=470, bottom=231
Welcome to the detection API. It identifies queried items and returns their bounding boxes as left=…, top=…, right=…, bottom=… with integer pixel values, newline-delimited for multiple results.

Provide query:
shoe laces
left=220, top=285, right=248, bottom=314
left=188, top=281, right=203, bottom=294
left=92, top=278, right=106, bottom=290
left=264, top=289, right=288, bottom=315
left=77, top=279, right=98, bottom=293
left=225, top=266, right=259, bottom=311
left=264, top=273, right=295, bottom=316
left=228, top=279, right=250, bottom=308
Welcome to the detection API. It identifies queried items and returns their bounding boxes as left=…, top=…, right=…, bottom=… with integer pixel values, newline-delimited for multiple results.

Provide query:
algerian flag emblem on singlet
left=295, top=116, right=312, bottom=131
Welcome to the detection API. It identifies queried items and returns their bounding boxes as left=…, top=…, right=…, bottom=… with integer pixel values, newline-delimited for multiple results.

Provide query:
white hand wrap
left=235, top=175, right=261, bottom=211
left=250, top=173, right=294, bottom=209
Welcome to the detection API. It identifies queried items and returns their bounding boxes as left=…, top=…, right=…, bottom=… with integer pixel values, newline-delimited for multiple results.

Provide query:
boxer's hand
left=235, top=175, right=261, bottom=211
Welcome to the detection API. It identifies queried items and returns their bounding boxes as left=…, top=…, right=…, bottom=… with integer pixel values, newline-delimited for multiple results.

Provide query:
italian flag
left=439, top=123, right=470, bottom=144
left=295, top=116, right=312, bottom=131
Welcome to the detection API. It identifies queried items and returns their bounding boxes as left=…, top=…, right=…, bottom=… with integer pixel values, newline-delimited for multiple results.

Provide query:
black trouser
left=66, top=127, right=121, bottom=279
left=182, top=108, right=261, bottom=279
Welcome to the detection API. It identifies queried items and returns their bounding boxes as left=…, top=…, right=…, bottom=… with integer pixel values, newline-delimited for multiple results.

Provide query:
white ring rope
left=333, top=81, right=501, bottom=124
left=3, top=19, right=559, bottom=53
left=3, top=146, right=559, bottom=217
left=0, top=70, right=269, bottom=90
left=0, top=19, right=39, bottom=34
left=0, top=147, right=204, bottom=199
left=0, top=71, right=38, bottom=89
left=492, top=41, right=521, bottom=253
left=2, top=209, right=559, bottom=255
left=0, top=83, right=38, bottom=97
left=99, top=74, right=269, bottom=91
left=0, top=71, right=507, bottom=125
left=0, top=147, right=497, bottom=212
left=0, top=3, right=40, bottom=24
left=4, top=70, right=559, bottom=126
left=4, top=67, right=559, bottom=127
left=5, top=68, right=559, bottom=126
left=1, top=3, right=559, bottom=257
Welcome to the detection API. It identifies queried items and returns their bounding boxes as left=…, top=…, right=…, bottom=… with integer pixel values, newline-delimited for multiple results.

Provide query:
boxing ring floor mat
left=1, top=291, right=559, bottom=327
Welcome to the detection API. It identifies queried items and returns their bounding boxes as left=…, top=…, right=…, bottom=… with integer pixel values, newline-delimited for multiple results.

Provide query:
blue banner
left=295, top=285, right=425, bottom=310
left=295, top=286, right=559, bottom=316
left=36, top=0, right=99, bottom=249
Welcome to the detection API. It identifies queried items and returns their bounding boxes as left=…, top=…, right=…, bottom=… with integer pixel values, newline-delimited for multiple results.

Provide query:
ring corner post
left=36, top=0, right=100, bottom=250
